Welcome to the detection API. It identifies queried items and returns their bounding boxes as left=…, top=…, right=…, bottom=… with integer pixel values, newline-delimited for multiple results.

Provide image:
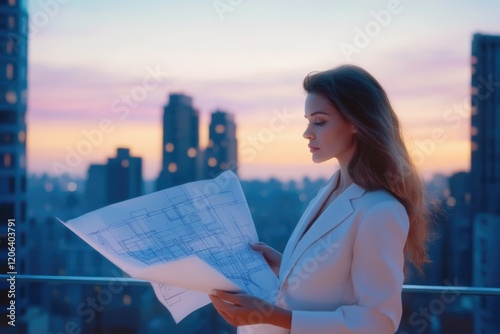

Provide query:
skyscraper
left=0, top=1, right=28, bottom=330
left=106, top=148, right=142, bottom=204
left=473, top=214, right=500, bottom=334
left=157, top=93, right=199, bottom=190
left=471, top=33, right=500, bottom=334
left=203, top=110, right=238, bottom=179
left=85, top=148, right=143, bottom=209
left=470, top=33, right=500, bottom=217
left=85, top=164, right=107, bottom=211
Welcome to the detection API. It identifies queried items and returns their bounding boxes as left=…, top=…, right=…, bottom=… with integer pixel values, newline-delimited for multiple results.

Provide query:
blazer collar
left=280, top=170, right=366, bottom=283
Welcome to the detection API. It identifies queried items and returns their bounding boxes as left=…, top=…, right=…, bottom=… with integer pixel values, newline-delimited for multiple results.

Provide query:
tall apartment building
left=470, top=33, right=500, bottom=217
left=0, top=0, right=28, bottom=330
left=203, top=110, right=237, bottom=179
left=470, top=32, right=500, bottom=334
left=157, top=93, right=199, bottom=190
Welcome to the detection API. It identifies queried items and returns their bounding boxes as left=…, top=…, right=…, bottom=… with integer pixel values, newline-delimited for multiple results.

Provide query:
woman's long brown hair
left=303, top=65, right=431, bottom=274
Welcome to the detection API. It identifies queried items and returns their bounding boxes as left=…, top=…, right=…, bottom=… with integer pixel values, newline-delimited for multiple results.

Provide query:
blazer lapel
left=280, top=172, right=339, bottom=279
left=280, top=177, right=366, bottom=284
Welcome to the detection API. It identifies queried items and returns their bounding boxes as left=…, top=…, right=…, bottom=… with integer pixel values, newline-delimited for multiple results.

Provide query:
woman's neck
left=336, top=168, right=354, bottom=194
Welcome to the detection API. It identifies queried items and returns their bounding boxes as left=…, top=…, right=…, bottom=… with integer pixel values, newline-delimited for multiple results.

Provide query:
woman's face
left=303, top=93, right=357, bottom=164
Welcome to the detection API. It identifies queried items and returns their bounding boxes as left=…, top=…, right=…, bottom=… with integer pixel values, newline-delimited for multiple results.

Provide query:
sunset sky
left=28, top=0, right=500, bottom=181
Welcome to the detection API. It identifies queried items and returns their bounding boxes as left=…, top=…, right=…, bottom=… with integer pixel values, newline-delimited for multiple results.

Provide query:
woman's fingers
left=249, top=242, right=268, bottom=251
left=211, top=290, right=246, bottom=305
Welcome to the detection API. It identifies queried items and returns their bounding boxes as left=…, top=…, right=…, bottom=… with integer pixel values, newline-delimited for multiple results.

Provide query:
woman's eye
left=314, top=121, right=325, bottom=126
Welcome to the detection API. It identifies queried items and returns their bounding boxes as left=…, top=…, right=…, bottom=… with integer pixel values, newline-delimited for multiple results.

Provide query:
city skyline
left=28, top=1, right=500, bottom=181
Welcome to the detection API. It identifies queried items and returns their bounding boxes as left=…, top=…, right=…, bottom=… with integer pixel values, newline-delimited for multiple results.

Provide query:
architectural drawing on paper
left=88, top=186, right=269, bottom=298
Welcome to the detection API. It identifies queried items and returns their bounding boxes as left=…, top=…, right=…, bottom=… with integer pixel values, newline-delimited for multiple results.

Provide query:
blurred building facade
left=0, top=0, right=28, bottom=331
left=203, top=110, right=238, bottom=179
left=85, top=163, right=107, bottom=211
left=157, top=93, right=200, bottom=190
left=85, top=148, right=143, bottom=210
left=470, top=33, right=500, bottom=217
left=473, top=214, right=500, bottom=333
left=106, top=148, right=142, bottom=204
left=470, top=32, right=500, bottom=334
left=446, top=171, right=472, bottom=285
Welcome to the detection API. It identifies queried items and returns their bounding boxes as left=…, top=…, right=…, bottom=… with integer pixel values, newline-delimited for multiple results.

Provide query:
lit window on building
left=123, top=295, right=132, bottom=305
left=168, top=162, right=177, bottom=172
left=465, top=193, right=471, bottom=204
left=18, top=130, right=25, bottom=143
left=208, top=157, right=217, bottom=167
left=471, top=106, right=478, bottom=115
left=471, top=86, right=477, bottom=96
left=447, top=197, right=456, bottom=207
left=3, top=152, right=12, bottom=167
left=165, top=143, right=174, bottom=152
left=8, top=16, right=15, bottom=30
left=472, top=142, right=478, bottom=151
left=220, top=162, right=227, bottom=170
left=215, top=124, right=225, bottom=134
left=471, top=56, right=477, bottom=64
left=121, top=159, right=130, bottom=168
left=6, top=63, right=13, bottom=80
left=5, top=91, right=17, bottom=104
left=9, top=0, right=16, bottom=6
left=44, top=183, right=54, bottom=192
left=19, top=152, right=25, bottom=168
left=471, top=126, right=478, bottom=136
left=208, top=139, right=214, bottom=147
left=67, top=182, right=77, bottom=192
left=187, top=147, right=197, bottom=158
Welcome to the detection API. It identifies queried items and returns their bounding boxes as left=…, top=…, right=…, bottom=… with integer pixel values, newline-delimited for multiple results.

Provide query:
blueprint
left=60, top=171, right=278, bottom=323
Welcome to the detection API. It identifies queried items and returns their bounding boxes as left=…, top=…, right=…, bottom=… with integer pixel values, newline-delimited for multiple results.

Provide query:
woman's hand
left=250, top=242, right=282, bottom=276
left=209, top=290, right=291, bottom=329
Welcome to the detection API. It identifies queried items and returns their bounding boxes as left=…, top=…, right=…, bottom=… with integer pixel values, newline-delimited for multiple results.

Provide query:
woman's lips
left=308, top=144, right=319, bottom=153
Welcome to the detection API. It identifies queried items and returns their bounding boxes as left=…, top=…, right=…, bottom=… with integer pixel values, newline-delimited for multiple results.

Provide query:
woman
left=209, top=65, right=430, bottom=334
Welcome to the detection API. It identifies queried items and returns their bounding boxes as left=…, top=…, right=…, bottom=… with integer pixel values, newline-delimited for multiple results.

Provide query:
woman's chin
left=312, top=156, right=326, bottom=163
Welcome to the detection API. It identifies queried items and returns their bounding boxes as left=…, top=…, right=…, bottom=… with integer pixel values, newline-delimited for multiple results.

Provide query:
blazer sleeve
left=290, top=200, right=410, bottom=334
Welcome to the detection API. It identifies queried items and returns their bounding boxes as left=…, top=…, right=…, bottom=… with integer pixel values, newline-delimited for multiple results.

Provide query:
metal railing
left=2, top=274, right=500, bottom=296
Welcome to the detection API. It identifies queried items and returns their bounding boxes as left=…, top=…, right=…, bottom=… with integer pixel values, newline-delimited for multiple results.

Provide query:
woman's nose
left=303, top=124, right=314, bottom=139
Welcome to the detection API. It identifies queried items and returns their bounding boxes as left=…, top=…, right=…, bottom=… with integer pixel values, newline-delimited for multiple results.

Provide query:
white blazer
left=238, top=171, right=409, bottom=334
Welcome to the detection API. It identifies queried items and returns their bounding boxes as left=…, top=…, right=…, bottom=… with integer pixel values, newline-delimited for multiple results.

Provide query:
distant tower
left=85, top=148, right=142, bottom=209
left=157, top=93, right=199, bottom=190
left=85, top=164, right=107, bottom=211
left=470, top=33, right=500, bottom=334
left=204, top=110, right=238, bottom=179
left=106, top=148, right=142, bottom=205
left=0, top=1, right=28, bottom=330
left=470, top=33, right=500, bottom=217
